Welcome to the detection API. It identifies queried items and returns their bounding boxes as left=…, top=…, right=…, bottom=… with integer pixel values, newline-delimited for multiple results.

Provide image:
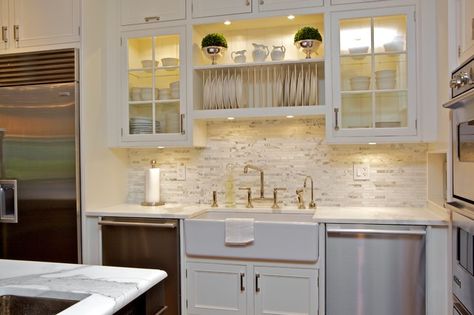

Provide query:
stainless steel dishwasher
left=100, top=217, right=180, bottom=315
left=326, top=224, right=426, bottom=315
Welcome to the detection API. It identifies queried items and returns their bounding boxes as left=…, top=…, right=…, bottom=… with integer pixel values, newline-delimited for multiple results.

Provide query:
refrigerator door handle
left=0, top=180, right=18, bottom=223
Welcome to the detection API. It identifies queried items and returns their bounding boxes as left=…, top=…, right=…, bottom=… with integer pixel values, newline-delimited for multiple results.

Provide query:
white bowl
left=141, top=60, right=158, bottom=69
left=375, top=70, right=396, bottom=78
left=161, top=58, right=179, bottom=67
left=350, top=76, right=370, bottom=90
left=383, top=40, right=404, bottom=52
left=348, top=46, right=369, bottom=55
left=376, top=77, right=396, bottom=90
left=131, top=88, right=142, bottom=101
left=141, top=88, right=153, bottom=100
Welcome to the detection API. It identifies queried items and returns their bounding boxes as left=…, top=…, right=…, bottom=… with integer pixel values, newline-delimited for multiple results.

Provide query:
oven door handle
left=98, top=221, right=177, bottom=229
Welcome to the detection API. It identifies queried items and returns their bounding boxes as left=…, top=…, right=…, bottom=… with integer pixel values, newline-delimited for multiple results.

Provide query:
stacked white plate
left=129, top=117, right=160, bottom=134
left=350, top=76, right=370, bottom=90
left=165, top=113, right=180, bottom=133
left=170, top=81, right=180, bottom=99
left=375, top=70, right=396, bottom=90
left=158, top=88, right=171, bottom=100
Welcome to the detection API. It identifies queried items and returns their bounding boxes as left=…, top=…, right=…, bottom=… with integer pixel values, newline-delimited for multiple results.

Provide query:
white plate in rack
left=290, top=70, right=297, bottom=106
left=229, top=75, right=236, bottom=108
left=309, top=67, right=318, bottom=105
left=222, top=76, right=229, bottom=109
left=236, top=74, right=243, bottom=108
left=283, top=69, right=290, bottom=107
left=295, top=71, right=303, bottom=106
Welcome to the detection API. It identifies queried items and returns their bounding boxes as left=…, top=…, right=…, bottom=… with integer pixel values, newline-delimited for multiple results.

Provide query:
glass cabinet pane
left=341, top=56, right=372, bottom=91
left=339, top=18, right=372, bottom=56
left=126, top=33, right=182, bottom=136
left=341, top=93, right=372, bottom=129
left=375, top=91, right=408, bottom=128
left=373, top=15, right=406, bottom=54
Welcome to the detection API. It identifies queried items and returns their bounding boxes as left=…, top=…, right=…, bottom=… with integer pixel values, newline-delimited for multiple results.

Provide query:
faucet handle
left=296, top=188, right=305, bottom=209
left=239, top=187, right=253, bottom=208
left=272, top=188, right=286, bottom=209
left=211, top=191, right=218, bottom=208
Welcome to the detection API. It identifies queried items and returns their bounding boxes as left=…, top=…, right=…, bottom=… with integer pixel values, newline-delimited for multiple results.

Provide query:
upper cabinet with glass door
left=121, top=27, right=187, bottom=146
left=329, top=7, right=416, bottom=141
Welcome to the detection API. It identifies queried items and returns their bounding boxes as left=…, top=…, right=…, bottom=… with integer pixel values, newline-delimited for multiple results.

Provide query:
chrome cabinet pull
left=0, top=187, right=5, bottom=216
left=13, top=25, right=19, bottom=42
left=144, top=16, right=160, bottom=22
left=98, top=221, right=177, bottom=229
left=334, top=108, right=339, bottom=130
left=180, top=114, right=185, bottom=135
left=326, top=228, right=426, bottom=236
left=1, top=26, right=7, bottom=43
left=240, top=273, right=245, bottom=291
left=255, top=274, right=260, bottom=292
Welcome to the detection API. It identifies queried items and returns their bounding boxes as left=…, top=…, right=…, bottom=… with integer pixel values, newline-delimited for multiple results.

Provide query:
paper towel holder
left=141, top=160, right=165, bottom=207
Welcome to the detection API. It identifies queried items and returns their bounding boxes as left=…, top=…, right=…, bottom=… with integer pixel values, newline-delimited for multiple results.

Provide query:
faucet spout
left=243, top=164, right=265, bottom=199
left=303, top=176, right=316, bottom=209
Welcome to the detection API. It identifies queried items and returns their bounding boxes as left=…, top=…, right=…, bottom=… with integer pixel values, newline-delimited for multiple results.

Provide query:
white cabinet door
left=12, top=0, right=80, bottom=48
left=0, top=0, right=9, bottom=50
left=258, top=0, right=322, bottom=12
left=457, top=0, right=474, bottom=64
left=254, top=266, right=318, bottom=315
left=192, top=0, right=252, bottom=18
left=187, top=262, right=248, bottom=315
left=120, top=0, right=185, bottom=26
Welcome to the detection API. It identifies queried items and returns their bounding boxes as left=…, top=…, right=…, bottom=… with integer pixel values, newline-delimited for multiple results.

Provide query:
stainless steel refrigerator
left=0, top=49, right=80, bottom=263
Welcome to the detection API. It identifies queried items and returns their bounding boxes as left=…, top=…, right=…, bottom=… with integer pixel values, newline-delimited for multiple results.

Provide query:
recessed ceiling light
left=157, top=146, right=165, bottom=149
left=224, top=20, right=231, bottom=25
left=286, top=115, right=294, bottom=118
left=227, top=117, right=235, bottom=120
left=288, top=15, right=295, bottom=20
left=368, top=142, right=376, bottom=145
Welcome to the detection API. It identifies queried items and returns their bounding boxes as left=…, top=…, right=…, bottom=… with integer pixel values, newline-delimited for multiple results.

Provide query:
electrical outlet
left=353, top=163, right=370, bottom=181
left=176, top=162, right=186, bottom=181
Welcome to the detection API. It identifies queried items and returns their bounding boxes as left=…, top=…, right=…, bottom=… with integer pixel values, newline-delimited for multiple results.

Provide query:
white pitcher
left=231, top=50, right=247, bottom=64
left=271, top=45, right=286, bottom=61
left=252, top=43, right=269, bottom=62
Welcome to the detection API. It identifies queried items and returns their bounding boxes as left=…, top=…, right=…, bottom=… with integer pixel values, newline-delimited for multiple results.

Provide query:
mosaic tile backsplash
left=128, top=118, right=428, bottom=207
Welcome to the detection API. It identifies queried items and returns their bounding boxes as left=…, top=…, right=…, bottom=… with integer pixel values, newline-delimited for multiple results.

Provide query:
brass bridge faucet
left=243, top=164, right=265, bottom=199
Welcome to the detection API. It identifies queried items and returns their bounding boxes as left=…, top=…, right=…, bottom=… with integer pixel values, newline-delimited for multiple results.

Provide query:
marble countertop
left=0, top=259, right=167, bottom=315
left=313, top=203, right=449, bottom=226
left=85, top=203, right=207, bottom=219
left=86, top=202, right=449, bottom=225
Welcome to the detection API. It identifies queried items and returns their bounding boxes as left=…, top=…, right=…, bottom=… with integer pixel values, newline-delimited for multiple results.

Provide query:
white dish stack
left=129, top=117, right=160, bottom=134
left=350, top=76, right=370, bottom=90
left=170, top=81, right=180, bottom=99
left=375, top=70, right=396, bottom=90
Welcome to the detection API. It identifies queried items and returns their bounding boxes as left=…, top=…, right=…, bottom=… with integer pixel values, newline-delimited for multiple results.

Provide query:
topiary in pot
left=201, top=33, right=228, bottom=65
left=294, top=26, right=322, bottom=59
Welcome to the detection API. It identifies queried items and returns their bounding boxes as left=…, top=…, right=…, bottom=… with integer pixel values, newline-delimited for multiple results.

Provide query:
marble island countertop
left=0, top=259, right=167, bottom=315
left=86, top=202, right=449, bottom=225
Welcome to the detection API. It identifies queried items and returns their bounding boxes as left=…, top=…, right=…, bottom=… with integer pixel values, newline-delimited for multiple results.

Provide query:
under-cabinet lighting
left=157, top=146, right=165, bottom=149
left=227, top=117, right=235, bottom=120
left=287, top=15, right=295, bottom=20
left=368, top=142, right=377, bottom=145
left=286, top=115, right=294, bottom=118
left=224, top=20, right=232, bottom=25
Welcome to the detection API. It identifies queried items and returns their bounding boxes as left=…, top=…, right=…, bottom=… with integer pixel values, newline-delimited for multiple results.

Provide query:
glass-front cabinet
left=121, top=26, right=186, bottom=144
left=330, top=7, right=416, bottom=140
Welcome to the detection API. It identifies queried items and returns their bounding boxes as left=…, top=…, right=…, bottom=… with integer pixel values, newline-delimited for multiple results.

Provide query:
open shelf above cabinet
left=191, top=14, right=326, bottom=121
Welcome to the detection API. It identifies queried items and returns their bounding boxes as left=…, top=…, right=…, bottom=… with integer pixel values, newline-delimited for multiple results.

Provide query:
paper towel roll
left=145, top=167, right=160, bottom=203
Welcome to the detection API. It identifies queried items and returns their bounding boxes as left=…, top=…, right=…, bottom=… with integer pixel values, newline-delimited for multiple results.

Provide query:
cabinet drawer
left=259, top=0, right=323, bottom=12
left=120, top=0, right=185, bottom=26
left=192, top=0, right=252, bottom=18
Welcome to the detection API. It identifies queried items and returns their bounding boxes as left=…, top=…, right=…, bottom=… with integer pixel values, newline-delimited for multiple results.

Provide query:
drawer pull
left=144, top=16, right=160, bottom=22
left=13, top=25, right=19, bottom=42
left=255, top=274, right=260, bottom=292
left=240, top=273, right=245, bottom=291
left=98, top=221, right=176, bottom=229
left=1, top=26, right=7, bottom=43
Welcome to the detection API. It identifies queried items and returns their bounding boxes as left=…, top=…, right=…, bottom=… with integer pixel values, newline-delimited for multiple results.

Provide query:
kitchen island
left=0, top=259, right=167, bottom=315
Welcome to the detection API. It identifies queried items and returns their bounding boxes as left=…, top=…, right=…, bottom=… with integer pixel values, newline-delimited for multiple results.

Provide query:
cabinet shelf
left=340, top=51, right=406, bottom=59
left=193, top=57, right=324, bottom=71
left=129, top=99, right=180, bottom=104
left=193, top=105, right=326, bottom=120
left=341, top=89, right=408, bottom=94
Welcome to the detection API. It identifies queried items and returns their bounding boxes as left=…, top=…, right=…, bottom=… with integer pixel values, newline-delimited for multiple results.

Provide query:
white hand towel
left=225, top=218, right=255, bottom=245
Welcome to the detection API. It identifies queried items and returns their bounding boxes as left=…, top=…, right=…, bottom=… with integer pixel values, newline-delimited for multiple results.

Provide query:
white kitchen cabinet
left=0, top=0, right=9, bottom=50
left=455, top=0, right=474, bottom=65
left=330, top=0, right=389, bottom=5
left=120, top=0, right=185, bottom=26
left=119, top=26, right=189, bottom=147
left=192, top=0, right=252, bottom=18
left=258, top=0, right=323, bottom=12
left=11, top=0, right=80, bottom=48
left=187, top=262, right=248, bottom=315
left=253, top=266, right=318, bottom=315
left=328, top=6, right=418, bottom=141
left=186, top=260, right=318, bottom=315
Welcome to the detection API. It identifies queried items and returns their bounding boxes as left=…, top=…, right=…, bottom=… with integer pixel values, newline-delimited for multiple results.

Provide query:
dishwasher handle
left=98, top=221, right=177, bottom=229
left=326, top=228, right=426, bottom=236
left=154, top=305, right=168, bottom=315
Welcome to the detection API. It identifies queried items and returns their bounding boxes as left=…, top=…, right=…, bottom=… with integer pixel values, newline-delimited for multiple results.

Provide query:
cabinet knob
left=450, top=75, right=462, bottom=89
left=245, top=0, right=250, bottom=5
left=144, top=16, right=160, bottom=22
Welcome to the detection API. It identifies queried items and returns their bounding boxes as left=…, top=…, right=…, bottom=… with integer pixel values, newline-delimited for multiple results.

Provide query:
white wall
left=80, top=0, right=129, bottom=262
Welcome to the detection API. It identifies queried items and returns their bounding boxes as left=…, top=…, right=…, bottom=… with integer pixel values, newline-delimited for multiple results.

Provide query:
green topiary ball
left=294, top=27, right=322, bottom=43
left=201, top=33, right=228, bottom=48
